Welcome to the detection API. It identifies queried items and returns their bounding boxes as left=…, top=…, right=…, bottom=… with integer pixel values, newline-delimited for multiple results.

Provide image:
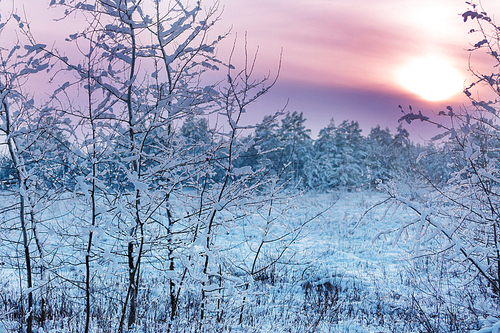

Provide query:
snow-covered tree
left=249, top=114, right=282, bottom=172
left=365, top=125, right=393, bottom=185
left=276, top=111, right=313, bottom=185
left=0, top=0, right=292, bottom=331
left=377, top=4, right=500, bottom=329
left=305, top=119, right=337, bottom=190
left=0, top=13, right=68, bottom=331
left=330, top=120, right=365, bottom=188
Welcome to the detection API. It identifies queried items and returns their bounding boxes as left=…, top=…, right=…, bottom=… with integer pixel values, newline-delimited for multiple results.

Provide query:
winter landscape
left=1, top=1, right=500, bottom=332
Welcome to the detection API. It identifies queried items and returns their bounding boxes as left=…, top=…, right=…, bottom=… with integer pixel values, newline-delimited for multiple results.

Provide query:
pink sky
left=2, top=0, right=500, bottom=140
left=213, top=0, right=500, bottom=139
left=216, top=0, right=483, bottom=88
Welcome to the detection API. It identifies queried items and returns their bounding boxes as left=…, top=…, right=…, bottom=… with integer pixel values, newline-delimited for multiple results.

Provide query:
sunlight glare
left=398, top=57, right=463, bottom=102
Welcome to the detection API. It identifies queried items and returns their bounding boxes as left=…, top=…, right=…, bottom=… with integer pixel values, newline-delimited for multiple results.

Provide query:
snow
left=231, top=166, right=253, bottom=176
left=0, top=189, right=495, bottom=332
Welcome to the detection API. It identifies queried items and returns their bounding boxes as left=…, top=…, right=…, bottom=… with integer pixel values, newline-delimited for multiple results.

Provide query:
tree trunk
left=20, top=196, right=33, bottom=333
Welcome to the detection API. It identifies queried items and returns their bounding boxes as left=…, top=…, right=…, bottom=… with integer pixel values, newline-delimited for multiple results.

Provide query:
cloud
left=218, top=0, right=489, bottom=96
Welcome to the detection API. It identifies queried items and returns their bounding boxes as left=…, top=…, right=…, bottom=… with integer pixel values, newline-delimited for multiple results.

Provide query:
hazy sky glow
left=215, top=0, right=500, bottom=139
left=2, top=0, right=500, bottom=140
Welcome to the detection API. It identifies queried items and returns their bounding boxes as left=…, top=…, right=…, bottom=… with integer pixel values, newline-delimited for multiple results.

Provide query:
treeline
left=0, top=111, right=452, bottom=192
left=178, top=111, right=453, bottom=191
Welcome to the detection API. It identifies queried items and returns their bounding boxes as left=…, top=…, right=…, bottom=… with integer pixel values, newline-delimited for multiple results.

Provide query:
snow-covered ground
left=0, top=190, right=494, bottom=332
left=218, top=190, right=416, bottom=333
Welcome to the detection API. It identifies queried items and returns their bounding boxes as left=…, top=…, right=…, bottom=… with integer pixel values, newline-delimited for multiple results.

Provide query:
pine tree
left=276, top=111, right=313, bottom=185
left=365, top=125, right=393, bottom=185
left=331, top=120, right=365, bottom=188
left=305, top=119, right=337, bottom=190
left=250, top=115, right=282, bottom=174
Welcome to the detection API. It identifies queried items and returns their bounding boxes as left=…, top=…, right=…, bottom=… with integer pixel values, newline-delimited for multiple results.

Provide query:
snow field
left=0, top=189, right=496, bottom=332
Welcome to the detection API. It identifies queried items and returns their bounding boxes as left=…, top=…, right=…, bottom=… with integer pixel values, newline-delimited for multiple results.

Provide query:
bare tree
left=0, top=1, right=300, bottom=331
left=0, top=12, right=65, bottom=333
left=369, top=3, right=500, bottom=330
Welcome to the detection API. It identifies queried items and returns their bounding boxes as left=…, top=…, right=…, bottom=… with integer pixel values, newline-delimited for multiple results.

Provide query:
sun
left=397, top=57, right=464, bottom=102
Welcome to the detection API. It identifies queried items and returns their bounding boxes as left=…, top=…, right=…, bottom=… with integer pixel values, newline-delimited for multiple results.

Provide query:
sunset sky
left=2, top=0, right=500, bottom=140
left=214, top=0, right=500, bottom=140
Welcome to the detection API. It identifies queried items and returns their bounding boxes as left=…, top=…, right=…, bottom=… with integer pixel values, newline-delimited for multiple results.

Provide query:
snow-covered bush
left=376, top=3, right=500, bottom=330
left=0, top=1, right=296, bottom=332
